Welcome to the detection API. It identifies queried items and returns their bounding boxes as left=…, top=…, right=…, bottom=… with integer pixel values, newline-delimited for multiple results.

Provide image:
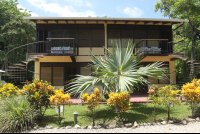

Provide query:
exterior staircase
left=1, top=38, right=76, bottom=85
left=169, top=41, right=200, bottom=83
left=2, top=39, right=47, bottom=84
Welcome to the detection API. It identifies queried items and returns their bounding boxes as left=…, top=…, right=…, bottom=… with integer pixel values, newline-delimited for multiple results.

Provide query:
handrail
left=46, top=38, right=76, bottom=45
left=4, top=40, right=48, bottom=83
left=135, top=39, right=169, bottom=46
left=27, top=38, right=35, bottom=43
left=46, top=38, right=75, bottom=39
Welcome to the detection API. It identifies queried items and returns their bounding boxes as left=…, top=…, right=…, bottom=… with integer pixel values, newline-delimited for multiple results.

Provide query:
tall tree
left=155, top=0, right=200, bottom=80
left=0, top=0, right=36, bottom=83
left=0, top=0, right=36, bottom=65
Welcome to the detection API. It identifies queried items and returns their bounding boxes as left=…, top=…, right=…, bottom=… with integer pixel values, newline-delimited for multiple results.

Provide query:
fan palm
left=66, top=41, right=168, bottom=97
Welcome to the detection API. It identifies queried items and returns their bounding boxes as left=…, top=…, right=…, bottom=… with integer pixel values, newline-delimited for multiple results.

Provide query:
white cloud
left=65, top=0, right=83, bottom=6
left=26, top=0, right=96, bottom=17
left=65, top=0, right=92, bottom=7
left=17, top=4, right=39, bottom=16
left=117, top=7, right=143, bottom=17
left=85, top=1, right=92, bottom=7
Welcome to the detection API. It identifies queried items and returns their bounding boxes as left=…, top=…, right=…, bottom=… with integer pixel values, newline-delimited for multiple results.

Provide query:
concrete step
left=8, top=66, right=25, bottom=69
left=187, top=60, right=195, bottom=63
left=13, top=63, right=26, bottom=66
left=11, top=77, right=26, bottom=79
left=2, top=74, right=26, bottom=77
left=5, top=69, right=25, bottom=71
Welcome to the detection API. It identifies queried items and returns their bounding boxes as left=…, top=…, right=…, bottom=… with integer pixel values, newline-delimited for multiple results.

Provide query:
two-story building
left=23, top=17, right=188, bottom=93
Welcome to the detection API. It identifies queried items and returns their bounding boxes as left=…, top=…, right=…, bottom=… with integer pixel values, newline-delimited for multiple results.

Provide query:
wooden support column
left=104, top=23, right=107, bottom=50
left=169, top=60, right=176, bottom=84
left=34, top=61, right=40, bottom=80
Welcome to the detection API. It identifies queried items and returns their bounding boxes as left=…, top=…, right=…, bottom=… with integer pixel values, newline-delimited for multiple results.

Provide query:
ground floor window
left=41, top=67, right=52, bottom=84
left=53, top=67, right=64, bottom=86
left=40, top=62, right=92, bottom=87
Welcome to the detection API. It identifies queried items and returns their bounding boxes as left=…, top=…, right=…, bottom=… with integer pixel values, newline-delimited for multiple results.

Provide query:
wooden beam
left=162, top=22, right=170, bottom=25
left=144, top=21, right=150, bottom=25
left=54, top=20, right=58, bottom=24
left=30, top=20, right=37, bottom=23
left=70, top=56, right=76, bottom=62
left=153, top=21, right=159, bottom=25
left=135, top=21, right=139, bottom=25
left=42, top=20, right=48, bottom=24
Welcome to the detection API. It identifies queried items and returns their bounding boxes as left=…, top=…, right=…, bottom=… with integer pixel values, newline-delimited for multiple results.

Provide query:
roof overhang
left=23, top=17, right=189, bottom=25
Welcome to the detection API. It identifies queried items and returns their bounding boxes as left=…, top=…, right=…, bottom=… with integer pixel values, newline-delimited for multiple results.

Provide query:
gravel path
left=24, top=122, right=200, bottom=133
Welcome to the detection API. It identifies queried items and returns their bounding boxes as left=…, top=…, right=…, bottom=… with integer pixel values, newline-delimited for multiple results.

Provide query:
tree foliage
left=155, top=0, right=200, bottom=81
left=0, top=0, right=36, bottom=83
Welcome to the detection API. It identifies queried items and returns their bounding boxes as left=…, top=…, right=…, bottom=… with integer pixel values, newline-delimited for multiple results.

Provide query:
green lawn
left=36, top=102, right=191, bottom=128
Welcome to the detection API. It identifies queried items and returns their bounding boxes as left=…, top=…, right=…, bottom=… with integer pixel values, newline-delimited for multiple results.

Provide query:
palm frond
left=66, top=41, right=167, bottom=97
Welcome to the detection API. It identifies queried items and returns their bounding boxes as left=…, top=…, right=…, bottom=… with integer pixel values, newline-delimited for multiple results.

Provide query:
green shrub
left=0, top=95, right=38, bottom=133
left=22, top=79, right=55, bottom=118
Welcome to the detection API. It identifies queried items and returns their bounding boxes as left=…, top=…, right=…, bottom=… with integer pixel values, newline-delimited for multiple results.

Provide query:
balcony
left=134, top=39, right=173, bottom=56
left=27, top=38, right=76, bottom=56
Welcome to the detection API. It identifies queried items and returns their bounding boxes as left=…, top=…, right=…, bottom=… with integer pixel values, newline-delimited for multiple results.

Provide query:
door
left=65, top=65, right=78, bottom=93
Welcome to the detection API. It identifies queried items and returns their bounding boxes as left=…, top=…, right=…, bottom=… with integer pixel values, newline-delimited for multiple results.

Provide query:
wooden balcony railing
left=27, top=38, right=76, bottom=56
left=134, top=39, right=172, bottom=55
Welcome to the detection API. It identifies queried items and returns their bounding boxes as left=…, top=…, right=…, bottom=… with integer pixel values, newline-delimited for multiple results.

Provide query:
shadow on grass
left=93, top=103, right=168, bottom=125
left=36, top=114, right=74, bottom=127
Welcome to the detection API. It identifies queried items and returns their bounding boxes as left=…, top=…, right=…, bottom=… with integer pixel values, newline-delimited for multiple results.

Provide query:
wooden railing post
left=73, top=39, right=75, bottom=55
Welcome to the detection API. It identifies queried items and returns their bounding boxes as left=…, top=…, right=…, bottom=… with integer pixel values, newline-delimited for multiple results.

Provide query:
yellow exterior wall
left=141, top=56, right=176, bottom=85
left=79, top=47, right=91, bottom=55
left=141, top=56, right=173, bottom=62
left=92, top=47, right=104, bottom=55
left=38, top=56, right=72, bottom=62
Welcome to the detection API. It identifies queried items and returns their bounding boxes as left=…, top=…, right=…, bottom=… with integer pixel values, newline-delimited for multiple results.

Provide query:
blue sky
left=17, top=0, right=168, bottom=18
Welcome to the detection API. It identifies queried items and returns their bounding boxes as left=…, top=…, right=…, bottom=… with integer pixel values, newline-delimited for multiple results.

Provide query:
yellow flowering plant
left=107, top=91, right=131, bottom=121
left=49, top=88, right=72, bottom=125
left=182, top=78, right=200, bottom=117
left=81, top=88, right=102, bottom=126
left=22, top=79, right=55, bottom=118
left=158, top=85, right=181, bottom=120
left=147, top=85, right=162, bottom=122
left=0, top=83, right=22, bottom=98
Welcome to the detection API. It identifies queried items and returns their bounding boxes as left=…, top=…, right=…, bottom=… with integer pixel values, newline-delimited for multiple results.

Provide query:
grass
left=36, top=102, right=191, bottom=128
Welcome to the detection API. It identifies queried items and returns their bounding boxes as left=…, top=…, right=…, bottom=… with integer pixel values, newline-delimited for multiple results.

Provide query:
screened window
left=64, top=29, right=77, bottom=38
left=107, top=29, right=120, bottom=47
left=53, top=67, right=64, bottom=86
left=51, top=29, right=63, bottom=38
left=121, top=29, right=133, bottom=46
left=41, top=67, right=52, bottom=84
left=91, top=29, right=104, bottom=47
left=78, top=29, right=90, bottom=47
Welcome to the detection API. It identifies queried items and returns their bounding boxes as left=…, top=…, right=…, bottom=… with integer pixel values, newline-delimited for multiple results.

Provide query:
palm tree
left=66, top=41, right=168, bottom=97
